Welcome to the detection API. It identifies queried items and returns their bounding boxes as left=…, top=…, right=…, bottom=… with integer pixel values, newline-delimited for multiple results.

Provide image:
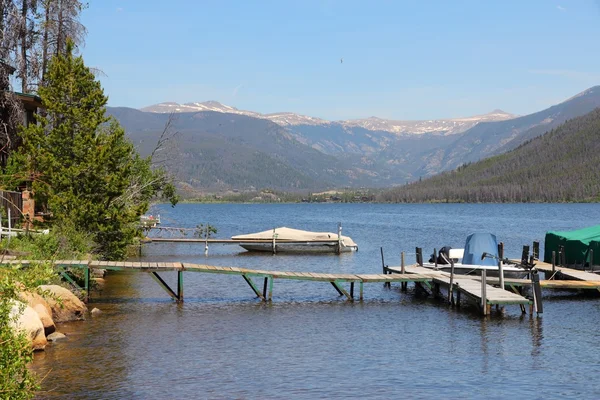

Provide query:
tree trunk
left=20, top=0, right=28, bottom=92
left=41, top=0, right=50, bottom=81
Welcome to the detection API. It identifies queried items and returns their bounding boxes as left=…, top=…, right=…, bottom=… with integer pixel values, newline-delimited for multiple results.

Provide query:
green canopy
left=544, top=225, right=600, bottom=265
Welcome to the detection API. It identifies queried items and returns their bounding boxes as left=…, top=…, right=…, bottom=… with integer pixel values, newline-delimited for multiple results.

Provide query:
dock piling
left=533, top=241, right=540, bottom=260
left=448, top=258, right=455, bottom=305
left=84, top=263, right=90, bottom=303
left=481, top=269, right=487, bottom=315
left=381, top=247, right=390, bottom=288
left=521, top=245, right=530, bottom=266
left=532, top=271, right=543, bottom=315
left=416, top=247, right=423, bottom=267
left=263, top=277, right=268, bottom=299
left=400, top=251, right=407, bottom=290
left=336, top=222, right=342, bottom=255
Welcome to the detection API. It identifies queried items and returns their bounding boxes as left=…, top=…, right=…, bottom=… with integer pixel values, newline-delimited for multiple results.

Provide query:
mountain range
left=378, top=106, right=600, bottom=203
left=108, top=86, right=600, bottom=193
left=141, top=101, right=515, bottom=135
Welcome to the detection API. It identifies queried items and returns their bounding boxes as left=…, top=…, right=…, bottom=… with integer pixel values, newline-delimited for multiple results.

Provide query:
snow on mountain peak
left=140, top=101, right=516, bottom=135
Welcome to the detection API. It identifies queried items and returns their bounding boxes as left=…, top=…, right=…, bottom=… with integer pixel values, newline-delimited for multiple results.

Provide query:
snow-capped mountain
left=343, top=110, right=515, bottom=135
left=140, top=101, right=330, bottom=127
left=140, top=101, right=515, bottom=135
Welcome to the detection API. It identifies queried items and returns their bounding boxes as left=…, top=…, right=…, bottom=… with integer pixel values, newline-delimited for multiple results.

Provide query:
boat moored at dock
left=423, top=233, right=529, bottom=279
left=231, top=226, right=358, bottom=254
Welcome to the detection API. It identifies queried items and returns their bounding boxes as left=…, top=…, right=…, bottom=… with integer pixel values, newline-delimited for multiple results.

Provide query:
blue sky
left=81, top=0, right=600, bottom=120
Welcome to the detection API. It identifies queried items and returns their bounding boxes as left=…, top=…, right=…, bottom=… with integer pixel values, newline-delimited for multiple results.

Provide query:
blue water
left=32, top=203, right=600, bottom=399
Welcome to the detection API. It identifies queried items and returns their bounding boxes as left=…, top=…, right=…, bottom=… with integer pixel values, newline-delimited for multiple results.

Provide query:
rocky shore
left=9, top=270, right=106, bottom=351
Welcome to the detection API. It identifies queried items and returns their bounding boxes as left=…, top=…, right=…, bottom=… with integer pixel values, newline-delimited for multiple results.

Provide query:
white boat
left=231, top=227, right=358, bottom=254
left=423, top=233, right=530, bottom=279
left=140, top=214, right=161, bottom=228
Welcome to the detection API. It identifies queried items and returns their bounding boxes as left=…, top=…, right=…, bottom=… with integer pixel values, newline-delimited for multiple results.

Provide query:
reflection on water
left=31, top=204, right=600, bottom=398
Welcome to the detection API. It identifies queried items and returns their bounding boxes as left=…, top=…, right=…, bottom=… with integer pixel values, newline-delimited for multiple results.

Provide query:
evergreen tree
left=13, top=42, right=177, bottom=259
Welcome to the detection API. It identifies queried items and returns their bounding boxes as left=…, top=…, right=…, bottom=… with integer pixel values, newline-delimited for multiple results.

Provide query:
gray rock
left=91, top=268, right=106, bottom=278
left=91, top=307, right=102, bottom=316
left=47, top=332, right=67, bottom=342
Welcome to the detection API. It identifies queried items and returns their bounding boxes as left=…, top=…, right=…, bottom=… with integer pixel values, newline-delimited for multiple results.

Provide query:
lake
left=32, top=203, right=600, bottom=398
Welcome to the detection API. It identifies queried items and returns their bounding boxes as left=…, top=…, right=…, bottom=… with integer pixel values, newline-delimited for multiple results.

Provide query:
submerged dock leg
left=359, top=282, right=364, bottom=301
left=331, top=281, right=353, bottom=301
left=150, top=272, right=183, bottom=302
left=177, top=270, right=183, bottom=301
left=242, top=275, right=266, bottom=301
left=84, top=264, right=90, bottom=303
left=331, top=281, right=344, bottom=296
left=263, top=277, right=268, bottom=299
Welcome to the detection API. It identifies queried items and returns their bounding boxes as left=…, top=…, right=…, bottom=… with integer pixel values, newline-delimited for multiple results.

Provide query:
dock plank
left=534, top=261, right=600, bottom=281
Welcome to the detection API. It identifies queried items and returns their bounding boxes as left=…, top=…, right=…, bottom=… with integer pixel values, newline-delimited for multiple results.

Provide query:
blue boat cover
left=462, top=233, right=499, bottom=266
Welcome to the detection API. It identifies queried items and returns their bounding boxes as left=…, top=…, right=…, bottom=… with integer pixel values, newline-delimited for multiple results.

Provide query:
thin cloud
left=116, top=7, right=123, bottom=12
left=232, top=84, right=243, bottom=97
left=556, top=5, right=566, bottom=11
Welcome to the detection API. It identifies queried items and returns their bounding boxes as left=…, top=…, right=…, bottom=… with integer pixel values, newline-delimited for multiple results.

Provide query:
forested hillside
left=378, top=108, right=600, bottom=203
left=108, top=108, right=360, bottom=190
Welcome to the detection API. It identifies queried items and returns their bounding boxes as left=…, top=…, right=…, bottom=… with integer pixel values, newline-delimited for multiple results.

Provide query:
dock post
left=336, top=222, right=342, bottom=255
left=400, top=252, right=406, bottom=290
left=498, top=258, right=505, bottom=290
left=551, top=251, right=556, bottom=276
left=498, top=242, right=504, bottom=260
left=350, top=282, right=355, bottom=299
left=401, top=252, right=405, bottom=274
left=177, top=270, right=184, bottom=302
left=521, top=245, right=530, bottom=267
left=204, top=222, right=209, bottom=255
left=359, top=281, right=364, bottom=300
left=448, top=259, right=455, bottom=305
left=533, top=241, right=540, bottom=260
left=531, top=270, right=543, bottom=314
left=263, top=277, right=268, bottom=299
left=272, top=229, right=277, bottom=254
left=84, top=262, right=90, bottom=303
left=433, top=248, right=438, bottom=270
left=481, top=269, right=487, bottom=315
left=381, top=247, right=390, bottom=288
left=268, top=276, right=273, bottom=301
left=416, top=247, right=423, bottom=267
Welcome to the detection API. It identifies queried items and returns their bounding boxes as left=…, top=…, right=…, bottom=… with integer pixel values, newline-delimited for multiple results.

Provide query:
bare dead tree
left=150, top=112, right=180, bottom=165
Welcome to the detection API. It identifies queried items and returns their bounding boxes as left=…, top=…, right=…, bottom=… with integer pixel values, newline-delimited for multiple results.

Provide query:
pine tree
left=15, top=42, right=176, bottom=259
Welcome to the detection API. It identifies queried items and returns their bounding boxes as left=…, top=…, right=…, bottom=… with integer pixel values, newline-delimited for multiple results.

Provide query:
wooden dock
left=1, top=259, right=432, bottom=303
left=388, top=265, right=532, bottom=315
left=8, top=257, right=599, bottom=316
left=533, top=260, right=600, bottom=282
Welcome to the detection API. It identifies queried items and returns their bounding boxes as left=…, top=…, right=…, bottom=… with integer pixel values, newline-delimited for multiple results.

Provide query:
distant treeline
left=186, top=189, right=379, bottom=203
left=377, top=108, right=600, bottom=203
